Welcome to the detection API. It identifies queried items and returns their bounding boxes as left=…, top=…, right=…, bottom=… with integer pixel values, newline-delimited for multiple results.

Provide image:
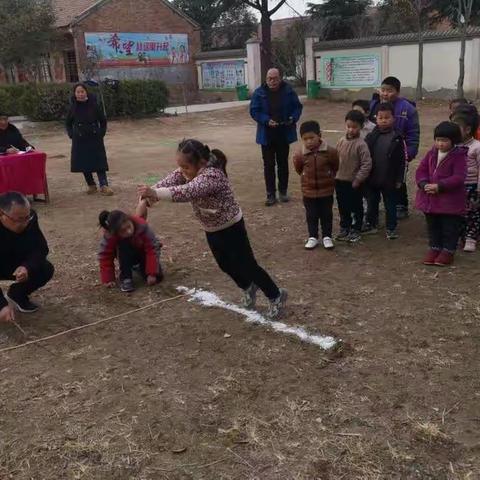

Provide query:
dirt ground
left=0, top=100, right=479, bottom=480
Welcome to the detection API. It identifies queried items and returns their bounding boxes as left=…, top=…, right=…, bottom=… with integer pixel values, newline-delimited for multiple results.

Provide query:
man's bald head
left=266, top=68, right=282, bottom=91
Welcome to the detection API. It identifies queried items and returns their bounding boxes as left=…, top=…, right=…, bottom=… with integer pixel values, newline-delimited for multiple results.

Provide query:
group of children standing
left=295, top=75, right=480, bottom=267
left=295, top=76, right=416, bottom=250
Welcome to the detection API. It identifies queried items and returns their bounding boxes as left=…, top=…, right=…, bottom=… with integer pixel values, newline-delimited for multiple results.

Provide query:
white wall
left=389, top=41, right=475, bottom=92
left=308, top=37, right=480, bottom=96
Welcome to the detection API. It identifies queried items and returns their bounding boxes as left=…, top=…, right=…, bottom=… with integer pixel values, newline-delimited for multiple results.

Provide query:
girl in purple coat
left=416, top=122, right=467, bottom=266
left=137, top=139, right=287, bottom=319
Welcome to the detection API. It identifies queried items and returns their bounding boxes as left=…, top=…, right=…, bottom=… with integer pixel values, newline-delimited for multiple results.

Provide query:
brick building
left=2, top=0, right=201, bottom=89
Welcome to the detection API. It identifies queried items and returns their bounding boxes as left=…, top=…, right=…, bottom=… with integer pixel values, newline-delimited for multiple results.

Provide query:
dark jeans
left=397, top=182, right=408, bottom=210
left=366, top=187, right=398, bottom=231
left=1, top=259, right=54, bottom=300
left=335, top=180, right=363, bottom=232
left=206, top=219, right=280, bottom=300
left=425, top=214, right=463, bottom=252
left=303, top=196, right=333, bottom=239
left=84, top=171, right=108, bottom=187
left=261, top=142, right=290, bottom=196
left=117, top=240, right=163, bottom=282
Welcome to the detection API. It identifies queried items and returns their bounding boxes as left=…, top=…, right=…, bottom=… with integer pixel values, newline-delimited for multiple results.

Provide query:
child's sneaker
left=242, top=283, right=258, bottom=310
left=268, top=288, right=288, bottom=319
left=423, top=249, right=440, bottom=265
left=348, top=231, right=361, bottom=243
left=335, top=229, right=350, bottom=241
left=464, top=238, right=477, bottom=252
left=361, top=223, right=378, bottom=235
left=434, top=250, right=454, bottom=266
left=120, top=278, right=135, bottom=293
left=386, top=230, right=399, bottom=240
left=87, top=185, right=98, bottom=195
left=305, top=237, right=319, bottom=250
left=323, top=237, right=334, bottom=249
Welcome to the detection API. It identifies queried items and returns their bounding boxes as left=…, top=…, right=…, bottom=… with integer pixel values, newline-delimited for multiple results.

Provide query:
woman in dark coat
left=66, top=83, right=113, bottom=196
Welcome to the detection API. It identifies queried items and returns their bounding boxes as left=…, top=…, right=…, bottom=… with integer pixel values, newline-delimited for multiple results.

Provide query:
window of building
left=38, top=54, right=52, bottom=82
left=64, top=50, right=79, bottom=83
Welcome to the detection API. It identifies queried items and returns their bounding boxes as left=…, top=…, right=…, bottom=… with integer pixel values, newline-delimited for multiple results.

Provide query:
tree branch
left=243, top=0, right=262, bottom=11
left=268, top=0, right=288, bottom=16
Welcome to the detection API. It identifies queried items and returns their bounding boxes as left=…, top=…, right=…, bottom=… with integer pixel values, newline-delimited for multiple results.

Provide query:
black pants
left=335, top=180, right=363, bottom=232
left=0, top=260, right=54, bottom=300
left=206, top=219, right=280, bottom=300
left=261, top=142, right=290, bottom=196
left=425, top=214, right=463, bottom=252
left=366, top=187, right=398, bottom=231
left=303, top=196, right=333, bottom=239
left=84, top=171, right=108, bottom=187
left=397, top=182, right=409, bottom=210
left=117, top=240, right=163, bottom=282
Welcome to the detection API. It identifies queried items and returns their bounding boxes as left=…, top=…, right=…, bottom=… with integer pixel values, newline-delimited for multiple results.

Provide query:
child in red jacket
left=98, top=210, right=163, bottom=293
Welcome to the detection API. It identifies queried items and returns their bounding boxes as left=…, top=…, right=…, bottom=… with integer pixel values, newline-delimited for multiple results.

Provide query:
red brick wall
left=72, top=0, right=200, bottom=88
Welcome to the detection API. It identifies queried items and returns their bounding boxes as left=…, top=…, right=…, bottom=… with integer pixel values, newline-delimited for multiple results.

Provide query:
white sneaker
left=323, top=237, right=334, bottom=249
left=305, top=237, right=319, bottom=250
left=464, top=238, right=477, bottom=252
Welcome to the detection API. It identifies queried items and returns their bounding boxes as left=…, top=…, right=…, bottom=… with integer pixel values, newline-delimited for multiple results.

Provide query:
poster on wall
left=85, top=32, right=189, bottom=67
left=318, top=54, right=381, bottom=88
left=201, top=61, right=245, bottom=89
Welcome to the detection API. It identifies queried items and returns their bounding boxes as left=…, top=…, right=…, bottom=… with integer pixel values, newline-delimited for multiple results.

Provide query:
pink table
left=0, top=151, right=49, bottom=201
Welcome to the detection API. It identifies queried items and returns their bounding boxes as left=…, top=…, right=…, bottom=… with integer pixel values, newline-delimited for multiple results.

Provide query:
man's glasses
left=0, top=210, right=34, bottom=224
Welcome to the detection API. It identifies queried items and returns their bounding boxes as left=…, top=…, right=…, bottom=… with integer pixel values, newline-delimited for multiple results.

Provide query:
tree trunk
left=416, top=34, right=424, bottom=101
left=457, top=25, right=467, bottom=98
left=260, top=12, right=272, bottom=79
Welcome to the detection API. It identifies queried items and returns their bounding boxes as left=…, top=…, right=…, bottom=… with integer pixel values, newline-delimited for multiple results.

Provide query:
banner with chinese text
left=85, top=32, right=190, bottom=67
left=201, top=61, right=245, bottom=90
left=318, top=54, right=381, bottom=88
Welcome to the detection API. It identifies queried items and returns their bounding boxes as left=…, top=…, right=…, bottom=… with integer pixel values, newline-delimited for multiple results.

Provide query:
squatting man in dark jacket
left=0, top=192, right=54, bottom=323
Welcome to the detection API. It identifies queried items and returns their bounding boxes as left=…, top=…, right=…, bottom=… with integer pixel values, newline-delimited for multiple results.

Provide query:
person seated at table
left=0, top=113, right=33, bottom=154
left=0, top=192, right=54, bottom=323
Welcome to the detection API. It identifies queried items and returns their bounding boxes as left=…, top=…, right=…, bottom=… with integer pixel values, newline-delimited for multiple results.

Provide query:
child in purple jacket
left=416, top=122, right=467, bottom=266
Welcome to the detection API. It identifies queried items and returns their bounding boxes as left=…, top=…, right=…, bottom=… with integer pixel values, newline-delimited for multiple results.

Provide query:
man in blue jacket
left=370, top=76, right=420, bottom=219
left=250, top=68, right=303, bottom=206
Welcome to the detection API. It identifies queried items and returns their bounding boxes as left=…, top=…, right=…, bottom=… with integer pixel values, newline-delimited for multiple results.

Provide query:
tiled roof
left=53, top=0, right=99, bottom=27
left=313, top=26, right=480, bottom=51
left=53, top=0, right=198, bottom=28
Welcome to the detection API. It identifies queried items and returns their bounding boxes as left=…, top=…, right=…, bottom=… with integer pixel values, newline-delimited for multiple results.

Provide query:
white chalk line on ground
left=177, top=287, right=338, bottom=351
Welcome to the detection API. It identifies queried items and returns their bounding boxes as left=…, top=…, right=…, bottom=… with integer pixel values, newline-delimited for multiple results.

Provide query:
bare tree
left=457, top=0, right=475, bottom=97
left=393, top=0, right=438, bottom=101
left=242, top=0, right=288, bottom=77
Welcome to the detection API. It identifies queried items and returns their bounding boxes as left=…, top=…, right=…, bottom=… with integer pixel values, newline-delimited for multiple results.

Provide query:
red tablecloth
left=0, top=151, right=47, bottom=196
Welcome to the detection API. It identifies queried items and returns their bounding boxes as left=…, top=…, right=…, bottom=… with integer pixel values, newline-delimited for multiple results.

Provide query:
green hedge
left=0, top=80, right=169, bottom=121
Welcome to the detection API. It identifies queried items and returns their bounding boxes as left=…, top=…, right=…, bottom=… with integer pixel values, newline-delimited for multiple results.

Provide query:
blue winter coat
left=250, top=82, right=303, bottom=146
left=370, top=97, right=420, bottom=160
